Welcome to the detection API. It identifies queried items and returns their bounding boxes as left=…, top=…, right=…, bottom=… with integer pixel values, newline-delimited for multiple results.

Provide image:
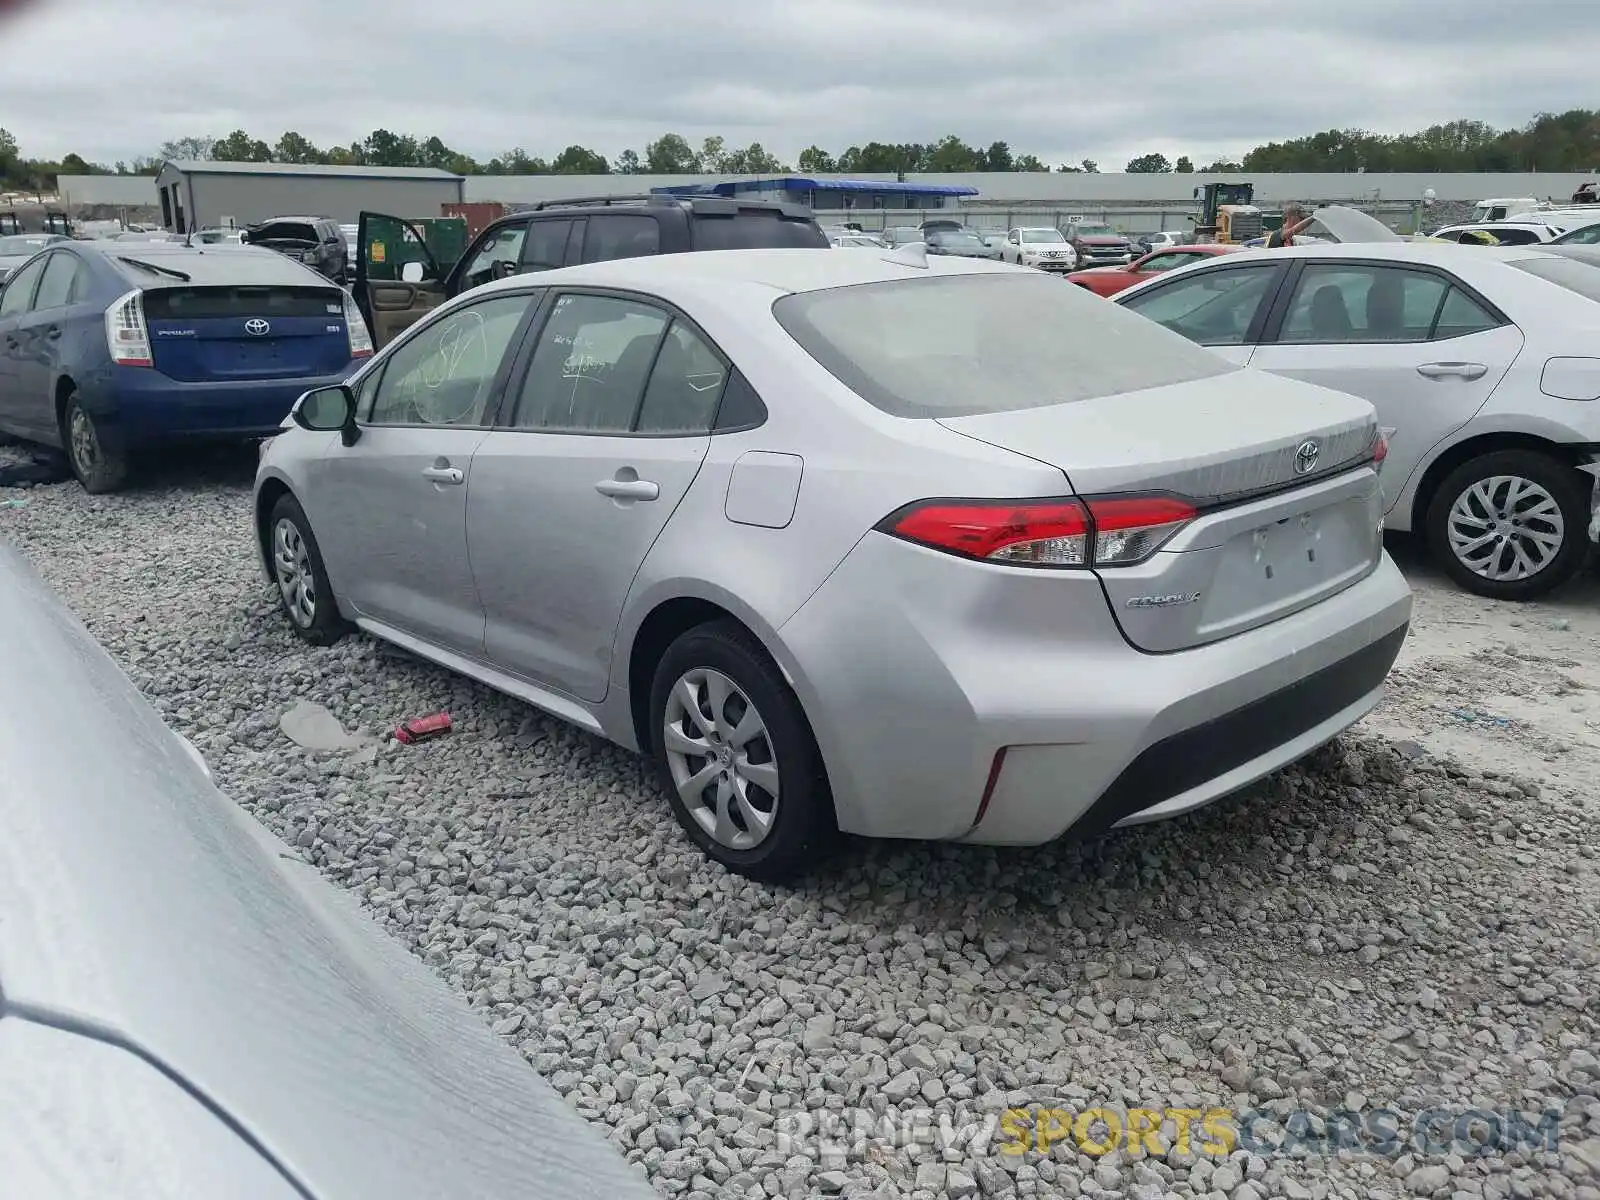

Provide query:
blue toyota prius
left=0, top=240, right=372, bottom=491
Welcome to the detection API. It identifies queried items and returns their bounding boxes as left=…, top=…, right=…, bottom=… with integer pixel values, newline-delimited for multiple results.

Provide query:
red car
left=1066, top=243, right=1243, bottom=297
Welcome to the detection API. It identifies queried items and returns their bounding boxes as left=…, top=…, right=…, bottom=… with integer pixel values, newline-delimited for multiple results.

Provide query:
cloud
left=1, top=0, right=1595, bottom=169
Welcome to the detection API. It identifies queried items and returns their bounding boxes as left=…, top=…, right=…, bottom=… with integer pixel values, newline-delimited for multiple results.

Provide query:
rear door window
left=582, top=215, right=662, bottom=263
left=1276, top=264, right=1449, bottom=343
left=509, top=292, right=669, bottom=433
left=691, top=214, right=828, bottom=250
left=635, top=321, right=728, bottom=434
left=1118, top=263, right=1281, bottom=346
left=32, top=253, right=83, bottom=309
left=521, top=219, right=572, bottom=271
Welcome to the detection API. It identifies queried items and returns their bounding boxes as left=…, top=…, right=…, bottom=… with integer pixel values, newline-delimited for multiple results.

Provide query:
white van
left=1470, top=196, right=1541, bottom=222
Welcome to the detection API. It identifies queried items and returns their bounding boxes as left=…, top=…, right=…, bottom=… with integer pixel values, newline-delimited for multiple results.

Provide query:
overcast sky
left=1, top=0, right=1595, bottom=170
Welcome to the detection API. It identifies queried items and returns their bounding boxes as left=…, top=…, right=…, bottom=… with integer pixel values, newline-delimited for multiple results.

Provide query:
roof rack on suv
left=529, top=195, right=672, bottom=211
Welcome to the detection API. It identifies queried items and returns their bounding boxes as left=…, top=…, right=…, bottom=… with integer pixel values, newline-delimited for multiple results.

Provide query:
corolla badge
left=244, top=318, right=271, bottom=336
left=1127, top=592, right=1201, bottom=609
left=1294, top=439, right=1321, bottom=474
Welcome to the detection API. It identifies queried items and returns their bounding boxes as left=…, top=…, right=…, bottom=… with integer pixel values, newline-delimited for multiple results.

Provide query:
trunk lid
left=938, top=371, right=1384, bottom=652
left=143, top=285, right=353, bottom=382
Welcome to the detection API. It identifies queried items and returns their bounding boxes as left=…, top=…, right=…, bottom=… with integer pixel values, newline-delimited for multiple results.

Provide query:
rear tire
left=61, top=389, right=128, bottom=494
left=1425, top=449, right=1590, bottom=600
left=267, top=493, right=349, bottom=645
left=648, top=620, right=835, bottom=882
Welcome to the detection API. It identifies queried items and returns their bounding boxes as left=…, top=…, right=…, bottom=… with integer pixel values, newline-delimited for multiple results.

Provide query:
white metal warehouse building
left=148, top=161, right=465, bottom=231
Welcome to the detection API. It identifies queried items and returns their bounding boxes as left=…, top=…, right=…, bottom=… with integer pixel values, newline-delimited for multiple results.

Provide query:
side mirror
left=292, top=384, right=360, bottom=445
left=401, top=261, right=425, bottom=283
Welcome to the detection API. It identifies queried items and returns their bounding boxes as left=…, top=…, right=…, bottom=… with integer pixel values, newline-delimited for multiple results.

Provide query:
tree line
left=2, top=109, right=1597, bottom=194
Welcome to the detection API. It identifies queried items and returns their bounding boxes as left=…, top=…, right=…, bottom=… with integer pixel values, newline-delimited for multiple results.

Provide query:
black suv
left=240, top=216, right=348, bottom=285
left=354, top=195, right=828, bottom=348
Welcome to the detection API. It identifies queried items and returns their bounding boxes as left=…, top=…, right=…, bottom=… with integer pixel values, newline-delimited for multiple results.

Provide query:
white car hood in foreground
left=0, top=542, right=652, bottom=1200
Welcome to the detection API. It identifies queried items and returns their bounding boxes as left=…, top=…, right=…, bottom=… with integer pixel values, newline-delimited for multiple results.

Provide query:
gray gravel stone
left=11, top=464, right=1596, bottom=1200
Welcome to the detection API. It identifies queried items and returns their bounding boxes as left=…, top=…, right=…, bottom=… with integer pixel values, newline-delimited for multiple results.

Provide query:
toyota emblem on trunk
left=1294, top=440, right=1320, bottom=474
left=244, top=318, right=271, bottom=336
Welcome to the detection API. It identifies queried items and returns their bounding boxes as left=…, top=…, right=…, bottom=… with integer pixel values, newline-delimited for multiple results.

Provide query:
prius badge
left=1127, top=591, right=1201, bottom=609
left=1294, top=439, right=1321, bottom=475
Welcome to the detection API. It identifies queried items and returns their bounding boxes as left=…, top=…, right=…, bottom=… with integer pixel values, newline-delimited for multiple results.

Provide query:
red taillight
left=1373, top=428, right=1391, bottom=469
left=884, top=499, right=1091, bottom=565
left=880, top=494, right=1196, bottom=568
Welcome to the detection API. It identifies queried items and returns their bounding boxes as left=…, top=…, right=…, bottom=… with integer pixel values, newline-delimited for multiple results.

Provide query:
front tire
left=1425, top=449, right=1591, bottom=600
left=61, top=390, right=128, bottom=493
left=267, top=493, right=349, bottom=645
left=649, top=620, right=834, bottom=882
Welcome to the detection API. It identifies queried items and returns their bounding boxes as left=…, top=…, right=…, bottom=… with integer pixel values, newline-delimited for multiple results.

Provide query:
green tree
left=1013, top=154, right=1049, bottom=172
left=982, top=140, right=1013, bottom=171
left=158, top=135, right=215, bottom=162
left=211, top=129, right=272, bottom=161
left=550, top=145, right=610, bottom=174
left=59, top=152, right=95, bottom=175
left=723, top=142, right=784, bottom=174
left=614, top=148, right=641, bottom=174
left=499, top=148, right=547, bottom=174
left=696, top=135, right=728, bottom=173
left=1175, top=156, right=1194, bottom=173
left=418, top=136, right=459, bottom=170
left=796, top=145, right=836, bottom=173
left=836, top=142, right=904, bottom=172
left=925, top=134, right=982, bottom=172
left=1080, top=159, right=1100, bottom=173
left=1125, top=152, right=1172, bottom=173
left=0, top=127, right=19, bottom=180
left=644, top=133, right=696, bottom=173
left=274, top=131, right=322, bottom=164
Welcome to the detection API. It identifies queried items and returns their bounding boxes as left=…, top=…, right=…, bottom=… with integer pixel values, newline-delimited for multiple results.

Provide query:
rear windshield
left=0, top=235, right=55, bottom=255
left=773, top=272, right=1234, bottom=418
left=691, top=215, right=827, bottom=251
left=142, top=285, right=341, bottom=320
left=1508, top=255, right=1600, bottom=304
left=247, top=222, right=318, bottom=244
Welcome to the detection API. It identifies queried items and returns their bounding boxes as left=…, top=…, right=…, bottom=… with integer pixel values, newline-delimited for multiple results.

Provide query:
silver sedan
left=255, top=248, right=1411, bottom=879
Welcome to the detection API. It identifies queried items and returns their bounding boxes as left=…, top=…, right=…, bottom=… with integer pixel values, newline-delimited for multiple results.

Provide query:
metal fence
left=814, top=201, right=1431, bottom=237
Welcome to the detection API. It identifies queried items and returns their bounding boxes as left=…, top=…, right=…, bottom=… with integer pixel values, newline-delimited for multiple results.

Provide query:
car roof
left=78, top=241, right=338, bottom=287
left=251, top=215, right=328, bottom=223
left=1205, top=241, right=1550, bottom=268
left=467, top=246, right=1010, bottom=301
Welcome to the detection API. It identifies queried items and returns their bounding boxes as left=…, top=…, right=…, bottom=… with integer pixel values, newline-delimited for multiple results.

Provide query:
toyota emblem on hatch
left=1294, top=440, right=1320, bottom=475
left=244, top=318, right=271, bottom=336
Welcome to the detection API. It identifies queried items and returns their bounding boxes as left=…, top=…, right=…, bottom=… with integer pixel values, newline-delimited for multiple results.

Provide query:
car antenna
left=882, top=242, right=928, bottom=269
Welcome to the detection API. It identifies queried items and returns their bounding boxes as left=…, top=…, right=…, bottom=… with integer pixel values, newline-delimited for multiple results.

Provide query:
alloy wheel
left=662, top=667, right=780, bottom=850
left=69, top=407, right=100, bottom=474
left=1446, top=474, right=1565, bottom=583
left=272, top=517, right=317, bottom=627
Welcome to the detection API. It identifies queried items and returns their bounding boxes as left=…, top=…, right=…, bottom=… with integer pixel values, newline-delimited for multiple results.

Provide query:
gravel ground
left=3, top=454, right=1599, bottom=1200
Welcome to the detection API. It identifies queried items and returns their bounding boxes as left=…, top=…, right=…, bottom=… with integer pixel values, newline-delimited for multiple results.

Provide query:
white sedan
left=1115, top=241, right=1600, bottom=599
left=1000, top=226, right=1078, bottom=271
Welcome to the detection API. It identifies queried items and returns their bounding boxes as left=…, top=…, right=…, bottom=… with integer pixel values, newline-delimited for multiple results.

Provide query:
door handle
left=421, top=465, right=464, bottom=485
left=44, top=327, right=61, bottom=341
left=595, top=478, right=659, bottom=501
left=1417, top=362, right=1487, bottom=380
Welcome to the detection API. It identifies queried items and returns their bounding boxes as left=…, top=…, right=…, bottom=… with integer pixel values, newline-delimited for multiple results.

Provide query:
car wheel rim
left=1446, top=474, right=1565, bottom=582
left=69, top=408, right=99, bottom=473
left=272, top=517, right=317, bottom=627
left=663, top=667, right=779, bottom=851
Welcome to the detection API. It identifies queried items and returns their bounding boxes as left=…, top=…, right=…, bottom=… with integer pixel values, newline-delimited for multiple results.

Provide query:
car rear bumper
left=100, top=367, right=354, bottom=445
left=774, top=535, right=1412, bottom=844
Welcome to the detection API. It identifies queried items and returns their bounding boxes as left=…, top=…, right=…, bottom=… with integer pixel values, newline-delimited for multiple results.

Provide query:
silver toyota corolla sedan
left=254, top=247, right=1412, bottom=880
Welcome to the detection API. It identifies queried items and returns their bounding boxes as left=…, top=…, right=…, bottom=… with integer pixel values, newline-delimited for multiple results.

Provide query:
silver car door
left=1246, top=261, right=1523, bottom=517
left=467, top=292, right=717, bottom=703
left=309, top=292, right=539, bottom=655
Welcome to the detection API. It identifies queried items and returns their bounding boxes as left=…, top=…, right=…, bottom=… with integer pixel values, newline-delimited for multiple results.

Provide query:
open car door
left=355, top=211, right=448, bottom=351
